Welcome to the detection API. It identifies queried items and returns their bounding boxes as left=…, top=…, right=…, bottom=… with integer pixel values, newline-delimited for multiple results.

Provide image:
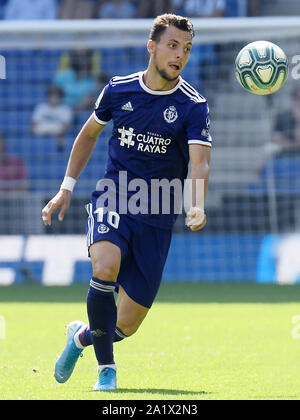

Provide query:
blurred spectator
left=73, top=72, right=110, bottom=130
left=138, top=0, right=258, bottom=18
left=54, top=49, right=96, bottom=110
left=4, top=0, right=57, bottom=20
left=138, top=0, right=177, bottom=18
left=224, top=0, right=260, bottom=17
left=248, top=0, right=260, bottom=16
left=59, top=0, right=97, bottom=19
left=272, top=88, right=300, bottom=156
left=95, top=72, right=110, bottom=93
left=32, top=85, right=72, bottom=152
left=177, top=0, right=226, bottom=17
left=0, top=134, right=28, bottom=192
left=254, top=87, right=300, bottom=193
left=97, top=0, right=137, bottom=19
left=85, top=72, right=111, bottom=111
left=225, top=0, right=245, bottom=16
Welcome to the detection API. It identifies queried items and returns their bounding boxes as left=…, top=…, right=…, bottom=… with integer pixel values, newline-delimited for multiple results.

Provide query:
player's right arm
left=42, top=114, right=106, bottom=226
left=184, top=99, right=212, bottom=231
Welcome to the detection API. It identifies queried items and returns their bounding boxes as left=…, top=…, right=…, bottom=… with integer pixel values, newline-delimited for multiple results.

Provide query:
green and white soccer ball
left=235, top=40, right=288, bottom=95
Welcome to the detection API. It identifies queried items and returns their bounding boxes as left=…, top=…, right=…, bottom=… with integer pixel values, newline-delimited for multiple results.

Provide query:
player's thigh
left=116, top=285, right=149, bottom=336
left=89, top=240, right=121, bottom=282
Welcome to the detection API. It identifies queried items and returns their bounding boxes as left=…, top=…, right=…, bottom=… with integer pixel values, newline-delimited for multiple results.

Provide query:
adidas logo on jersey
left=121, top=101, right=134, bottom=112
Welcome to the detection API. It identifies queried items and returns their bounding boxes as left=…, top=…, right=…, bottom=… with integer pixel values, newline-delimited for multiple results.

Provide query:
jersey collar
left=139, top=71, right=183, bottom=95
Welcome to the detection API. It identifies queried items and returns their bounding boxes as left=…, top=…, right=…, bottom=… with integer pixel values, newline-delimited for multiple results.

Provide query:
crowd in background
left=31, top=49, right=109, bottom=153
left=0, top=0, right=260, bottom=20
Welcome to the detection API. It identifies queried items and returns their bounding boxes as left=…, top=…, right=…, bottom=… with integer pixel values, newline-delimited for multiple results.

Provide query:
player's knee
left=92, top=261, right=118, bottom=282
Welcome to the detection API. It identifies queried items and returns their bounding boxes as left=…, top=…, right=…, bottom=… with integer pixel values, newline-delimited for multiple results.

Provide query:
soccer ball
left=235, top=40, right=288, bottom=95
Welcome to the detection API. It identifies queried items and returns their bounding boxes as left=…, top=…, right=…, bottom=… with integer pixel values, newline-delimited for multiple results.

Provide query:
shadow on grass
left=87, top=387, right=212, bottom=396
left=1, top=283, right=300, bottom=303
left=252, top=395, right=300, bottom=400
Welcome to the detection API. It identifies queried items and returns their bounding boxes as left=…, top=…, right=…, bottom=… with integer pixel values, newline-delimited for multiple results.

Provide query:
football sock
left=114, top=326, right=128, bottom=342
left=86, top=277, right=117, bottom=365
left=77, top=325, right=92, bottom=347
left=77, top=325, right=128, bottom=347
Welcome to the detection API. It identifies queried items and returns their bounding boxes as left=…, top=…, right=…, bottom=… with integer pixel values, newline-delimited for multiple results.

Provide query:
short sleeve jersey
left=93, top=71, right=212, bottom=230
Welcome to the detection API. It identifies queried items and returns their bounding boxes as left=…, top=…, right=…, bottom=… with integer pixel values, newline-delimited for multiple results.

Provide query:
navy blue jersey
left=93, top=71, right=212, bottom=230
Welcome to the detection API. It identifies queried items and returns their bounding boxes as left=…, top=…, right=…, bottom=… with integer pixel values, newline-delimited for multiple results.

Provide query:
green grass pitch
left=1, top=282, right=300, bottom=400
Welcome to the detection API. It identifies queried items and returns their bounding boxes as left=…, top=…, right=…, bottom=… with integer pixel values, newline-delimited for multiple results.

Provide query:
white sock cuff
left=97, top=363, right=117, bottom=374
left=73, top=325, right=87, bottom=350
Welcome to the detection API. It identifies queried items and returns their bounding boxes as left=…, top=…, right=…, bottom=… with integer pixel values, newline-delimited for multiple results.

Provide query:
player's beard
left=153, top=53, right=179, bottom=82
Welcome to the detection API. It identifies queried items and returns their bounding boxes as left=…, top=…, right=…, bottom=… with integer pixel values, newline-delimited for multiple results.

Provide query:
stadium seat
left=260, top=156, right=300, bottom=193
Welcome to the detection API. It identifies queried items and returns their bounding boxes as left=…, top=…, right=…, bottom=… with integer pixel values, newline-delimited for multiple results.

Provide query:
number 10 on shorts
left=95, top=208, right=120, bottom=229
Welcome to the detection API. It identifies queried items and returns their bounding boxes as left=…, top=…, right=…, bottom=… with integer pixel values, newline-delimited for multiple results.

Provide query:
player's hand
left=42, top=189, right=71, bottom=226
left=186, top=207, right=206, bottom=231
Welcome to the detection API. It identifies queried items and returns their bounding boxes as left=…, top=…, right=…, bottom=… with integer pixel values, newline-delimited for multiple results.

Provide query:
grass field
left=1, top=282, right=300, bottom=400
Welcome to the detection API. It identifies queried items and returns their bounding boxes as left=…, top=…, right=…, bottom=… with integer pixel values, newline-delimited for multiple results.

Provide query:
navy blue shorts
left=85, top=201, right=172, bottom=308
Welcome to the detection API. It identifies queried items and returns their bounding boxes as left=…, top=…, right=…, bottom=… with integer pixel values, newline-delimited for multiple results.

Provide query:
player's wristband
left=60, top=176, right=77, bottom=192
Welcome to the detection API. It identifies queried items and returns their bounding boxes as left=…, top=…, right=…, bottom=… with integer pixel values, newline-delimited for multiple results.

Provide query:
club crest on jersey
left=201, top=116, right=212, bottom=140
left=97, top=223, right=110, bottom=234
left=206, top=116, right=211, bottom=129
left=163, top=106, right=178, bottom=123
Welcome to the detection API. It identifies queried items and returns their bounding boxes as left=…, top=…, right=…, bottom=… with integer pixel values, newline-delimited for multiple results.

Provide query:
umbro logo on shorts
left=121, top=101, right=134, bottom=112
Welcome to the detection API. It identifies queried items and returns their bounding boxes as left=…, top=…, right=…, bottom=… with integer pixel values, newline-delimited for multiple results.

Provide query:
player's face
left=151, top=26, right=192, bottom=82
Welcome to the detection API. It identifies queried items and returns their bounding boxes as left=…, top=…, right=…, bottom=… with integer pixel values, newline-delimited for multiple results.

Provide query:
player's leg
left=87, top=240, right=121, bottom=391
left=96, top=219, right=172, bottom=343
left=54, top=286, right=148, bottom=385
left=76, top=284, right=149, bottom=391
left=115, top=285, right=149, bottom=338
left=75, top=284, right=149, bottom=345
left=54, top=240, right=121, bottom=387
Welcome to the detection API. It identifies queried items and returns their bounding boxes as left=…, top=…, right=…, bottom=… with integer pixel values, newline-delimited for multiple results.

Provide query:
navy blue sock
left=114, top=326, right=128, bottom=342
left=87, top=277, right=117, bottom=365
left=79, top=325, right=127, bottom=346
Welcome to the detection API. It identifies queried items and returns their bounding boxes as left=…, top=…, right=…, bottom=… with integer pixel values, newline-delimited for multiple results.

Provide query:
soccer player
left=42, top=14, right=211, bottom=391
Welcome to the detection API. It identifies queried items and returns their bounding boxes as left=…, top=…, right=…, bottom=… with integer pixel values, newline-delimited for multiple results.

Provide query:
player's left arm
left=186, top=144, right=211, bottom=231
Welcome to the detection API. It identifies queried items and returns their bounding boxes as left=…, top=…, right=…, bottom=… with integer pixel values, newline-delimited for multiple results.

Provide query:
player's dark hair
left=150, top=14, right=195, bottom=42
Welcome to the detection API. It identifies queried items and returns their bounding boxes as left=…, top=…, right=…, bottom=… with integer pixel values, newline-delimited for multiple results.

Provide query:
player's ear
left=147, top=40, right=156, bottom=55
